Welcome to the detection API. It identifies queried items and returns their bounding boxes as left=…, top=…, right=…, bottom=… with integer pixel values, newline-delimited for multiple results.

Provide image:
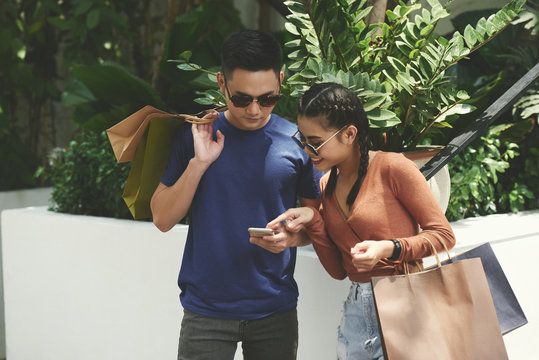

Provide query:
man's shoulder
left=270, top=113, right=297, bottom=131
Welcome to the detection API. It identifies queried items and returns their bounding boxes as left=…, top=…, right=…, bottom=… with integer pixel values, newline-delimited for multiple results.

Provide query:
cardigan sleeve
left=304, top=206, right=347, bottom=280
left=388, top=155, right=456, bottom=262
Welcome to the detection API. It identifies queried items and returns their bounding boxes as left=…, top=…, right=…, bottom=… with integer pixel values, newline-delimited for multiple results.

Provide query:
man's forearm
left=151, top=158, right=208, bottom=232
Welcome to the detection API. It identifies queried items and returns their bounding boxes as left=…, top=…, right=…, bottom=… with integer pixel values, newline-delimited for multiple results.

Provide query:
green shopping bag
left=107, top=106, right=220, bottom=219
left=122, top=118, right=184, bottom=219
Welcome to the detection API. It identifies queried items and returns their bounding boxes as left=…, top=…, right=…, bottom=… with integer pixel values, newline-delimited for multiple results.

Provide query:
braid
left=346, top=137, right=369, bottom=206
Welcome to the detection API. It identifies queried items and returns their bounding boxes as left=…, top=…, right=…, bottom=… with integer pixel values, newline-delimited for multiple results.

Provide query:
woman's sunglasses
left=224, top=77, right=282, bottom=108
left=292, top=126, right=347, bottom=156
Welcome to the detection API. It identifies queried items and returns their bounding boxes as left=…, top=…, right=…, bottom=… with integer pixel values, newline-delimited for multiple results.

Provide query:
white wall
left=1, top=207, right=347, bottom=360
left=0, top=188, right=51, bottom=359
left=2, top=207, right=538, bottom=359
left=2, top=208, right=184, bottom=360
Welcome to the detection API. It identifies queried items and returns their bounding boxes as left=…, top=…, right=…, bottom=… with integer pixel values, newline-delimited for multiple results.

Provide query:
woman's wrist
left=387, top=239, right=401, bottom=261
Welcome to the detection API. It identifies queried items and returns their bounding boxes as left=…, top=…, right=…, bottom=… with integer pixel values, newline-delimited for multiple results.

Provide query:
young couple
left=151, top=29, right=455, bottom=360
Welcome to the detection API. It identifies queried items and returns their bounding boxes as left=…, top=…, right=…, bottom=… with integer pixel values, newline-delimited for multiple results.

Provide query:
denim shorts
left=337, top=282, right=384, bottom=360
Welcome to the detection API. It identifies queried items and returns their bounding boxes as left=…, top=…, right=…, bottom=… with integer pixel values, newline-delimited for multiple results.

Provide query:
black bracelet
left=388, top=239, right=401, bottom=261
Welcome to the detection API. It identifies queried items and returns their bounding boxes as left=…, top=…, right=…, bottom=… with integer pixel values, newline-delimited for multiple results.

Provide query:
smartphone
left=248, top=227, right=274, bottom=237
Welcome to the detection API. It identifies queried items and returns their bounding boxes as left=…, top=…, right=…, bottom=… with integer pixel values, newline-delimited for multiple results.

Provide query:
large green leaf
left=71, top=62, right=164, bottom=108
left=61, top=78, right=96, bottom=106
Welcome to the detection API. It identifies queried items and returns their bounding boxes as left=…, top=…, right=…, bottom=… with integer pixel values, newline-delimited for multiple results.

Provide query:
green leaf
left=367, top=108, right=400, bottom=121
left=285, top=22, right=300, bottom=36
left=71, top=62, right=164, bottom=110
left=362, top=94, right=387, bottom=111
left=74, top=0, right=92, bottom=16
left=396, top=73, right=414, bottom=95
left=177, top=63, right=201, bottom=71
left=285, top=39, right=301, bottom=48
left=395, top=41, right=413, bottom=56
left=463, top=24, right=478, bottom=48
left=354, top=6, right=373, bottom=23
left=436, top=103, right=476, bottom=122
left=86, top=9, right=100, bottom=29
left=456, top=90, right=470, bottom=100
left=388, top=57, right=406, bottom=72
left=418, top=57, right=434, bottom=78
left=179, top=50, right=192, bottom=62
left=386, top=10, right=399, bottom=23
left=419, top=24, right=434, bottom=37
left=194, top=97, right=216, bottom=105
left=61, top=79, right=96, bottom=106
left=432, top=121, right=453, bottom=128
left=409, top=49, right=420, bottom=60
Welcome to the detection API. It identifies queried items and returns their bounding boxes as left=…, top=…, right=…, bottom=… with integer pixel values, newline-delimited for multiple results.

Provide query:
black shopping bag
left=434, top=242, right=527, bottom=334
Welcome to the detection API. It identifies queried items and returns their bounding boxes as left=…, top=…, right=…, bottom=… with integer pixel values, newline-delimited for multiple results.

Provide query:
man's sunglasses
left=224, top=77, right=282, bottom=108
left=292, top=126, right=347, bottom=156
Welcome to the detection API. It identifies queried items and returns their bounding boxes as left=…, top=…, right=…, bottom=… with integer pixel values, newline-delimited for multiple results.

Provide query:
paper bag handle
left=177, top=106, right=227, bottom=124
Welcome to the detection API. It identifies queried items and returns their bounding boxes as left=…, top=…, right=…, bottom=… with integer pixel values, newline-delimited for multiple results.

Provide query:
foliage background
left=1, top=0, right=537, bottom=221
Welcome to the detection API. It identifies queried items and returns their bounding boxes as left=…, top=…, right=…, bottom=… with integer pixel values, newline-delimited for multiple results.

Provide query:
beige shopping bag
left=371, top=239, right=508, bottom=360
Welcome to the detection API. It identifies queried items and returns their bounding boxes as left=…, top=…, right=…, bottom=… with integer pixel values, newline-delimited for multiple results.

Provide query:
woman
left=268, top=82, right=455, bottom=360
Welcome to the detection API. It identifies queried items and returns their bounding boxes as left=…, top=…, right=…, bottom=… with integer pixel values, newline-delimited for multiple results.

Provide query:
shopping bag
left=371, top=239, right=508, bottom=360
left=106, top=105, right=217, bottom=163
left=122, top=118, right=184, bottom=219
left=106, top=106, right=220, bottom=219
left=433, top=242, right=527, bottom=335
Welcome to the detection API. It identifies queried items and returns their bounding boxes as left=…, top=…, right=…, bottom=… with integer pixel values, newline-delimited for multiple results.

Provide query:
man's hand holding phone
left=248, top=225, right=291, bottom=254
left=248, top=227, right=274, bottom=237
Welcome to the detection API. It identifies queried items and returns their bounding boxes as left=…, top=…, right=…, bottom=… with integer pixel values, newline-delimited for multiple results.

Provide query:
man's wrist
left=189, top=157, right=211, bottom=173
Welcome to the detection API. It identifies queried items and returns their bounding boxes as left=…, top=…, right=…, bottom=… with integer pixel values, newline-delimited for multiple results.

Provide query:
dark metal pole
left=421, top=62, right=539, bottom=180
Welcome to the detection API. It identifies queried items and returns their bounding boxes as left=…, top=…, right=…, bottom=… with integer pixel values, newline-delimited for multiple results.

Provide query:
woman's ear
left=342, top=125, right=358, bottom=145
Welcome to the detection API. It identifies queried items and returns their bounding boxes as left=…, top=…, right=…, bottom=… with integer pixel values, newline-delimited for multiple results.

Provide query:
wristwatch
left=388, top=239, right=401, bottom=261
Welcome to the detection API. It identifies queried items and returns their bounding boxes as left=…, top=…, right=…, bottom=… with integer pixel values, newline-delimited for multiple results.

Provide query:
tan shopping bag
left=371, top=238, right=508, bottom=360
left=106, top=106, right=220, bottom=219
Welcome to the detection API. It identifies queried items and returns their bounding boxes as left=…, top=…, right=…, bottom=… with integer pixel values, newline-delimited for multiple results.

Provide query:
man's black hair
left=221, top=30, right=282, bottom=79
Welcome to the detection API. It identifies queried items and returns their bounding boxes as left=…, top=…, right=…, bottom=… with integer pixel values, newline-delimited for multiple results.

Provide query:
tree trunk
left=151, top=0, right=206, bottom=95
left=152, top=0, right=183, bottom=92
left=366, top=0, right=388, bottom=26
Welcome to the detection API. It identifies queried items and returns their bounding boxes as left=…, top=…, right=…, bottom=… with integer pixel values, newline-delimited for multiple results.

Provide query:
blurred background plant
left=1, top=0, right=537, bottom=221
left=1, top=0, right=246, bottom=218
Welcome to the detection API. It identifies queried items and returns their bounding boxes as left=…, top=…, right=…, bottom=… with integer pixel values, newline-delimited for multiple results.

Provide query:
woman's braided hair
left=297, top=82, right=370, bottom=207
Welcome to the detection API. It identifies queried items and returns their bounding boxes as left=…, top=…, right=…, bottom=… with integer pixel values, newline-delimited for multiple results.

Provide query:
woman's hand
left=191, top=112, right=224, bottom=167
left=350, top=240, right=395, bottom=272
left=267, top=207, right=315, bottom=233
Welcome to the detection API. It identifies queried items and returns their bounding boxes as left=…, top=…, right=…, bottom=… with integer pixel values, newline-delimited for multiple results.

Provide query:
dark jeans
left=178, top=308, right=298, bottom=360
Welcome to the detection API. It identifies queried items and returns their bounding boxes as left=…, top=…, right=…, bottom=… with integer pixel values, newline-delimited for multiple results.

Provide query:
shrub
left=446, top=126, right=536, bottom=221
left=37, top=130, right=132, bottom=219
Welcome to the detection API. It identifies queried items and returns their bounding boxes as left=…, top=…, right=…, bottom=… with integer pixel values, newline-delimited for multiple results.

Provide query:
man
left=150, top=30, right=322, bottom=360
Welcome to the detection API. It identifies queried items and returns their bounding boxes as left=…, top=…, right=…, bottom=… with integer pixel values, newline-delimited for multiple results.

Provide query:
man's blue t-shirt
left=160, top=112, right=322, bottom=320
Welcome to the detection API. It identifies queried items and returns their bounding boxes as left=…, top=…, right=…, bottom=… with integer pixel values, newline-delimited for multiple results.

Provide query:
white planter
left=2, top=207, right=186, bottom=360
left=1, top=207, right=348, bottom=360
left=2, top=207, right=537, bottom=359
left=0, top=187, right=52, bottom=359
